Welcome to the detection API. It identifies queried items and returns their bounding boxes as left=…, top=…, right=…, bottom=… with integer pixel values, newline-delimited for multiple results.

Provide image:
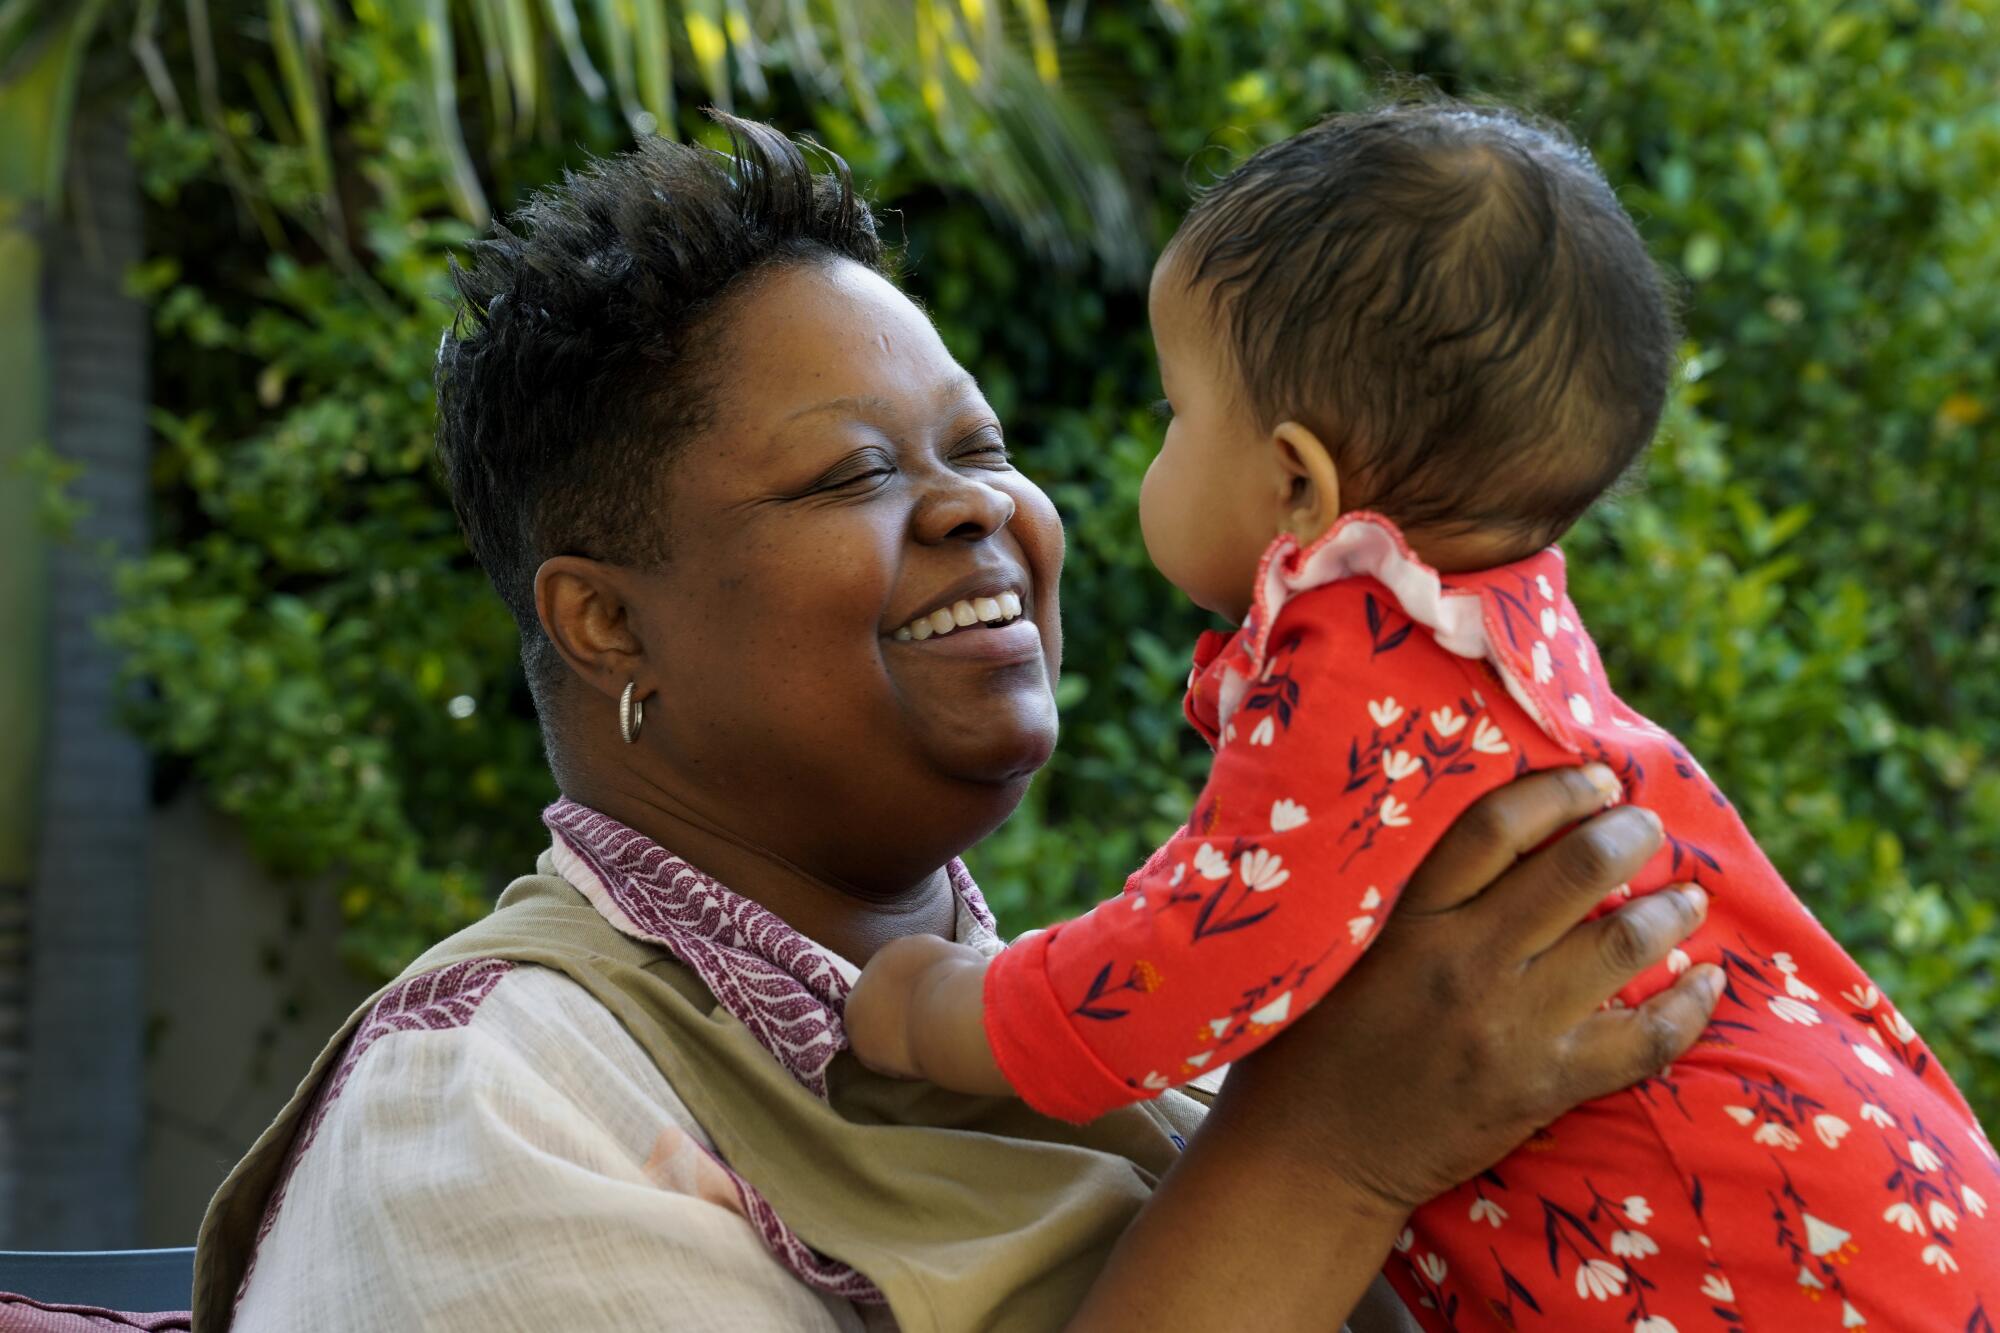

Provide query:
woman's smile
left=889, top=573, right=1030, bottom=646
left=890, top=610, right=1041, bottom=660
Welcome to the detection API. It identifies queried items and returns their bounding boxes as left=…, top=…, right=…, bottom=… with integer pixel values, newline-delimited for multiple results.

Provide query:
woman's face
left=623, top=259, right=1064, bottom=891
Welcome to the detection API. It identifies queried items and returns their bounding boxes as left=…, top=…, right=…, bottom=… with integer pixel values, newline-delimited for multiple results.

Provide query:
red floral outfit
left=984, top=513, right=1999, bottom=1330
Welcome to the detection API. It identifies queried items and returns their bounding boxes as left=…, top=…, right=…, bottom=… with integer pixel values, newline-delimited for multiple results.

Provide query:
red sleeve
left=984, top=577, right=1535, bottom=1123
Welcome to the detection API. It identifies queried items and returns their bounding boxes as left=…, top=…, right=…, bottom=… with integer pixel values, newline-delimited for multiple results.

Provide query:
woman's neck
left=558, top=767, right=960, bottom=965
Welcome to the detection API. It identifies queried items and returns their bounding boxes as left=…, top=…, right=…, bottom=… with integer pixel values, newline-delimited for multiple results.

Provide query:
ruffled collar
left=1186, top=512, right=1615, bottom=755
left=543, top=797, right=1001, bottom=1099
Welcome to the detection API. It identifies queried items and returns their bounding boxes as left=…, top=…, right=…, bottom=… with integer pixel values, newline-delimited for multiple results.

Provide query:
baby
left=845, top=100, right=1999, bottom=1329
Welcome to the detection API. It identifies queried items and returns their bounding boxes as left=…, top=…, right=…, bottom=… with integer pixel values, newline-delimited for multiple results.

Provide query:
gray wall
left=142, top=794, right=371, bottom=1246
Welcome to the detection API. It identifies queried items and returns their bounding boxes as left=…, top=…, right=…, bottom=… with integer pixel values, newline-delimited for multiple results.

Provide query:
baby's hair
left=1168, top=95, right=1678, bottom=555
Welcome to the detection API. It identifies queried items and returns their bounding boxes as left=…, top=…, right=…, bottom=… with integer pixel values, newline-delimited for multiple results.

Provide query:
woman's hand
left=1070, top=765, right=1723, bottom=1332
left=1240, top=762, right=1720, bottom=1212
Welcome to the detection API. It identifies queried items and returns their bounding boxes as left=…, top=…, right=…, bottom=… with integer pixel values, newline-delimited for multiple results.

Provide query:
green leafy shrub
left=108, top=1, right=1999, bottom=1116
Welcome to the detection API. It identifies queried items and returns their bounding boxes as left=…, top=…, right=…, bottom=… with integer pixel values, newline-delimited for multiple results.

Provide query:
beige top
left=235, top=959, right=894, bottom=1330
left=216, top=819, right=1231, bottom=1332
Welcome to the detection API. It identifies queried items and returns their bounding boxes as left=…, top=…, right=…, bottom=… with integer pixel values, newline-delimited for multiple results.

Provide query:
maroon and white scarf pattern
left=543, top=796, right=998, bottom=1100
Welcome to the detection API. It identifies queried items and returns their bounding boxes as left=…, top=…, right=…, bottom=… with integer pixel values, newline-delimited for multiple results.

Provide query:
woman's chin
left=927, top=698, right=1058, bottom=792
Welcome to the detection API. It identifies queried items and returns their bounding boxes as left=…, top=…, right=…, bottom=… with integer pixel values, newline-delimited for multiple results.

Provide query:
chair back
left=0, top=1248, right=194, bottom=1314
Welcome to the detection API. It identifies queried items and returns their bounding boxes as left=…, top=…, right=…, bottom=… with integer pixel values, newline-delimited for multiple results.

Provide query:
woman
left=191, top=119, right=1720, bottom=1332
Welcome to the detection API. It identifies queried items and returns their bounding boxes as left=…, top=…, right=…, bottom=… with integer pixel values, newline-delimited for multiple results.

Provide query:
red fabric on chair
left=0, top=1293, right=190, bottom=1332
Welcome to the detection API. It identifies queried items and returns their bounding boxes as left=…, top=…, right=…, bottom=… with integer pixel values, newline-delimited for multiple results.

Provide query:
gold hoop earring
left=619, top=681, right=645, bottom=745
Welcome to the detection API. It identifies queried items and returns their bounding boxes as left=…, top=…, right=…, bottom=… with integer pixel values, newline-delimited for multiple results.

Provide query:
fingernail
left=1637, top=806, right=1664, bottom=834
left=1683, top=886, right=1708, bottom=919
left=1584, top=764, right=1620, bottom=803
left=1701, top=966, right=1725, bottom=999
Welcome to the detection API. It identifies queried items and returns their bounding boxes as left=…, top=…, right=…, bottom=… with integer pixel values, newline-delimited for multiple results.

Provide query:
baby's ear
left=1270, top=421, right=1341, bottom=543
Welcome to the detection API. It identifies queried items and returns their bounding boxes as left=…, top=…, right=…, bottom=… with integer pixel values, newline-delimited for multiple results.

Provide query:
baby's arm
left=844, top=933, right=1010, bottom=1094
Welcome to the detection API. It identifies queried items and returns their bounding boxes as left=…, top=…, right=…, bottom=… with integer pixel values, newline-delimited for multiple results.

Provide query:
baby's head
left=1142, top=98, right=1677, bottom=618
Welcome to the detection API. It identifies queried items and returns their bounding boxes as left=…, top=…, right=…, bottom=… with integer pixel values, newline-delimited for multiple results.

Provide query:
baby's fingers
left=1558, top=964, right=1724, bottom=1110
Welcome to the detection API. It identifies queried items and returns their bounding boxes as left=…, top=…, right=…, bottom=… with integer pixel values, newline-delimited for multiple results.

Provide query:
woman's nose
left=913, top=472, right=1017, bottom=544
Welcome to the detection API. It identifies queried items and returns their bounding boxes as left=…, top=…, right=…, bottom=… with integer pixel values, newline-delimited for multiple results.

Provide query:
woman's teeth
left=893, top=591, right=1023, bottom=641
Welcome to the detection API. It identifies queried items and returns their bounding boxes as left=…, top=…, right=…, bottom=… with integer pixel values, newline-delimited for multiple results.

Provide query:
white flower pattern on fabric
left=1803, top=1214, right=1852, bottom=1258
left=1568, top=693, right=1596, bottom=725
left=1471, top=716, right=1509, bottom=754
left=1348, top=887, right=1382, bottom=944
left=1380, top=795, right=1411, bottom=827
left=1238, top=848, right=1290, bottom=892
left=1193, top=843, right=1231, bottom=881
left=1429, top=706, right=1466, bottom=737
left=1532, top=639, right=1554, bottom=682
left=1611, top=1230, right=1659, bottom=1259
left=1381, top=749, right=1422, bottom=781
left=1852, top=1042, right=1897, bottom=1077
left=1754, top=1120, right=1803, bottom=1150
left=1884, top=1201, right=1926, bottom=1235
left=1269, top=798, right=1310, bottom=831
left=1769, top=995, right=1821, bottom=1025
left=1368, top=696, right=1403, bottom=727
left=1575, top=1258, right=1626, bottom=1300
left=1247, top=991, right=1292, bottom=1026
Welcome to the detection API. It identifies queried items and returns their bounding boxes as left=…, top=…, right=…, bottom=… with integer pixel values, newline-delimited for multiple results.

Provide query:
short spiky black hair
left=1169, top=97, right=1676, bottom=554
left=435, top=115, right=886, bottom=704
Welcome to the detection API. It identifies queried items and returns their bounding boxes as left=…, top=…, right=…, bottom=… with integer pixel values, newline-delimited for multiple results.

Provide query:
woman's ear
left=535, top=556, right=647, bottom=702
left=1270, top=421, right=1342, bottom=543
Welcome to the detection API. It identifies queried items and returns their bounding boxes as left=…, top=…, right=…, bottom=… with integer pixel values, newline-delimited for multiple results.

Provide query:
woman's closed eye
left=805, top=447, right=898, bottom=495
left=951, top=425, right=1011, bottom=468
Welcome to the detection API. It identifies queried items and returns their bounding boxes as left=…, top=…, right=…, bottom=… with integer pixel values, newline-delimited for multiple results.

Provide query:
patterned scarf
left=542, top=796, right=999, bottom=1099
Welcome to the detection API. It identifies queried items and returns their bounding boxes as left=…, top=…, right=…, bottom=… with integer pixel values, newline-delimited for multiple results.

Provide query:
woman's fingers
left=1473, top=805, right=1666, bottom=963
left=1556, top=964, right=1725, bottom=1108
left=1400, top=765, right=1623, bottom=915
left=1530, top=885, right=1708, bottom=1025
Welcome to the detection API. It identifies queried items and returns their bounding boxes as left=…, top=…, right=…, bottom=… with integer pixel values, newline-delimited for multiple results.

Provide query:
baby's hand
left=844, top=934, right=1012, bottom=1096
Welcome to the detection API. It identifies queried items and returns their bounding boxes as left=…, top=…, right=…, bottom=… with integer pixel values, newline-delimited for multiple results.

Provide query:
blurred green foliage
left=104, top=1, right=1999, bottom=1115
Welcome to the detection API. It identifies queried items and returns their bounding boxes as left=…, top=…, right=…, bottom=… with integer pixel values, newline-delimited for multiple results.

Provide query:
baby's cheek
left=1136, top=447, right=1179, bottom=565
